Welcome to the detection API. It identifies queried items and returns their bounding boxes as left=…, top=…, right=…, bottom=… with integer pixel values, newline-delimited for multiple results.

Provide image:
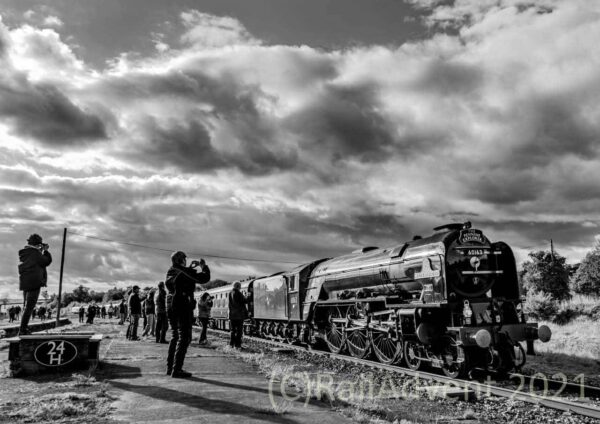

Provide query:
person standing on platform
left=155, top=281, right=168, bottom=344
left=228, top=282, right=247, bottom=349
left=142, top=289, right=156, bottom=338
left=86, top=303, right=96, bottom=324
left=141, top=296, right=147, bottom=330
left=118, top=299, right=126, bottom=324
left=128, top=286, right=142, bottom=341
left=38, top=306, right=46, bottom=321
left=79, top=305, right=85, bottom=323
left=197, top=293, right=213, bottom=345
left=165, top=252, right=210, bottom=378
left=17, top=234, right=52, bottom=336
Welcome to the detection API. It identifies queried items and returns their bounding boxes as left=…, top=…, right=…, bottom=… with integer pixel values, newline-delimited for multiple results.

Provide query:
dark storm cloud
left=100, top=69, right=298, bottom=175
left=511, top=95, right=600, bottom=167
left=0, top=82, right=107, bottom=144
left=285, top=83, right=396, bottom=163
left=477, top=219, right=599, bottom=250
left=131, top=115, right=298, bottom=175
left=282, top=211, right=412, bottom=248
left=414, top=59, right=484, bottom=96
left=133, top=117, right=226, bottom=172
left=464, top=170, right=545, bottom=205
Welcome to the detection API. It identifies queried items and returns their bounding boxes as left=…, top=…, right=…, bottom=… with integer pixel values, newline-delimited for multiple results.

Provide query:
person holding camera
left=165, top=251, right=210, bottom=378
left=197, top=292, right=213, bottom=345
left=18, top=234, right=52, bottom=336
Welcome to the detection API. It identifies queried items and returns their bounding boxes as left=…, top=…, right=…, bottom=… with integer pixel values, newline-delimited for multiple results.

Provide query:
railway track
left=208, top=328, right=600, bottom=420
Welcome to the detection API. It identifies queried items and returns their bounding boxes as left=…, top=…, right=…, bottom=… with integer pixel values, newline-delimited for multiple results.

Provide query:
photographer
left=165, top=251, right=210, bottom=378
left=17, top=234, right=52, bottom=336
left=197, top=292, right=213, bottom=345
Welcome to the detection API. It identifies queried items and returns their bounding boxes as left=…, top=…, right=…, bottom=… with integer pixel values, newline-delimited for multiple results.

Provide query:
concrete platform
left=99, top=336, right=355, bottom=424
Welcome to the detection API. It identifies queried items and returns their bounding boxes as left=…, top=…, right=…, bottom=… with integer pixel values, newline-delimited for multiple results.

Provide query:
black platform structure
left=6, top=332, right=103, bottom=375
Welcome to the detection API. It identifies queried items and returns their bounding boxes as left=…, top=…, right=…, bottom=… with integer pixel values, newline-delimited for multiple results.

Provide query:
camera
left=40, top=243, right=49, bottom=250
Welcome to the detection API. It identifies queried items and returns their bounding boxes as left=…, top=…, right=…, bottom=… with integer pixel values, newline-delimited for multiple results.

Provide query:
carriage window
left=289, top=275, right=296, bottom=291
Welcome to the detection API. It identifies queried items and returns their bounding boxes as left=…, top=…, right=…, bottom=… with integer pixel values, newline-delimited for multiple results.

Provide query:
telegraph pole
left=55, top=228, right=67, bottom=325
left=550, top=239, right=555, bottom=263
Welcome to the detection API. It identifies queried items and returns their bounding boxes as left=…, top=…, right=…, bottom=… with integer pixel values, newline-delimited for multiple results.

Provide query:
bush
left=552, top=303, right=578, bottom=325
left=591, top=304, right=600, bottom=320
left=572, top=247, right=600, bottom=296
left=520, top=250, right=571, bottom=301
left=523, top=291, right=559, bottom=321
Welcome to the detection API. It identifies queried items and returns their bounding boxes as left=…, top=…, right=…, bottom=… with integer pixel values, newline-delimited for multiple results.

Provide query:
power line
left=66, top=230, right=302, bottom=265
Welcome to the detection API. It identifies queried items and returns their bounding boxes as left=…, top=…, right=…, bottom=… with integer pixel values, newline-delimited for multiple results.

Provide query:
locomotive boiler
left=205, top=222, right=551, bottom=377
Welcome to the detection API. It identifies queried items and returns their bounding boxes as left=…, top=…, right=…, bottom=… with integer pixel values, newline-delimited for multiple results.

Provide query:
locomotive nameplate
left=414, top=258, right=440, bottom=279
left=458, top=229, right=485, bottom=245
left=415, top=269, right=440, bottom=279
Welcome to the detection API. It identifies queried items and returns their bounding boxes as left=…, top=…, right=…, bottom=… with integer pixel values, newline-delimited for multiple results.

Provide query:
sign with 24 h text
left=34, top=340, right=78, bottom=367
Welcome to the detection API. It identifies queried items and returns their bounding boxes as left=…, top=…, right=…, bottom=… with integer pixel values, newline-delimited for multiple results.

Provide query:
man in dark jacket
left=18, top=234, right=52, bottom=335
left=79, top=306, right=85, bottom=323
left=142, top=290, right=156, bottom=337
left=228, top=282, right=247, bottom=349
left=86, top=303, right=96, bottom=324
left=155, top=281, right=168, bottom=343
left=197, top=292, right=213, bottom=345
left=165, top=251, right=210, bottom=378
left=118, top=299, right=126, bottom=324
left=128, top=286, right=142, bottom=340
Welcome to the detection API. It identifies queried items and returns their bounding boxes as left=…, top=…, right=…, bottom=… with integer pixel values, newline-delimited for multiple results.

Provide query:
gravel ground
left=207, top=331, right=600, bottom=424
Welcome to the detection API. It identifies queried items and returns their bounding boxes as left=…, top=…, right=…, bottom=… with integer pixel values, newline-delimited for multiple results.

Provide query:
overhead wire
left=66, top=230, right=302, bottom=265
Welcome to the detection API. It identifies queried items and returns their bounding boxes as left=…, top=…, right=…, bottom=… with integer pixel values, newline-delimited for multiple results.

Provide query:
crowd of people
left=5, top=304, right=53, bottom=323
left=77, top=304, right=115, bottom=324
left=16, top=233, right=248, bottom=379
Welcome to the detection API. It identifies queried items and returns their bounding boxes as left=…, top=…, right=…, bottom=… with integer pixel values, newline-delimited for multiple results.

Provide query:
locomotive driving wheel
left=371, top=330, right=403, bottom=365
left=260, top=321, right=269, bottom=337
left=276, top=323, right=285, bottom=338
left=284, top=324, right=296, bottom=344
left=346, top=328, right=371, bottom=358
left=324, top=306, right=346, bottom=354
left=346, top=304, right=371, bottom=359
left=404, top=339, right=422, bottom=371
left=268, top=322, right=277, bottom=337
left=441, top=336, right=467, bottom=378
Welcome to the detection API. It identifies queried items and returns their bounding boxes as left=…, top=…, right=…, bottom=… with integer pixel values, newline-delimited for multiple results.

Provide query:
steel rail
left=207, top=328, right=600, bottom=420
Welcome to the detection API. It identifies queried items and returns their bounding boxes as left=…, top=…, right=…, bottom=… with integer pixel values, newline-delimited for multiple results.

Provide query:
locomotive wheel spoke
left=403, top=340, right=422, bottom=371
left=371, top=331, right=402, bottom=365
left=347, top=328, right=371, bottom=359
left=324, top=306, right=346, bottom=354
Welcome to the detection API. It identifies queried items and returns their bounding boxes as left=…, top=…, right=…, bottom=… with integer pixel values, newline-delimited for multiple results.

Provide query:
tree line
left=520, top=241, right=600, bottom=300
left=38, top=279, right=230, bottom=308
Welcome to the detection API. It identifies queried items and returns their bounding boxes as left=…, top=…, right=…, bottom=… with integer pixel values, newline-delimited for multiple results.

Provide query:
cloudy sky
left=1, top=0, right=599, bottom=300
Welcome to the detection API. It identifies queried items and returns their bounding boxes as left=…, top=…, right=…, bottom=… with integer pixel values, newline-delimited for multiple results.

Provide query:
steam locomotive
left=201, top=222, right=551, bottom=377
